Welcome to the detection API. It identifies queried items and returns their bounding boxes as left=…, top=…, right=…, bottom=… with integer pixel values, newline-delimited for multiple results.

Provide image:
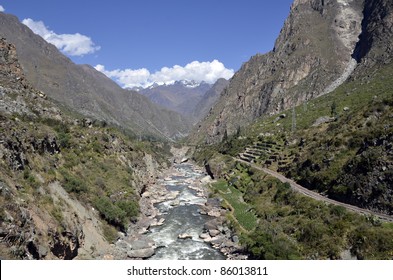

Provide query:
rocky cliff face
left=0, top=38, right=26, bottom=89
left=0, top=38, right=62, bottom=120
left=192, top=78, right=229, bottom=122
left=0, top=13, right=190, bottom=140
left=192, top=0, right=368, bottom=144
left=353, top=0, right=393, bottom=72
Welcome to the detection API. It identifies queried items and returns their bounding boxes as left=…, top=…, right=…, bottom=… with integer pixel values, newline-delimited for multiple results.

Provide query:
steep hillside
left=192, top=60, right=393, bottom=259
left=0, top=13, right=190, bottom=140
left=191, top=0, right=365, bottom=144
left=192, top=78, right=229, bottom=121
left=195, top=57, right=393, bottom=213
left=0, top=38, right=169, bottom=259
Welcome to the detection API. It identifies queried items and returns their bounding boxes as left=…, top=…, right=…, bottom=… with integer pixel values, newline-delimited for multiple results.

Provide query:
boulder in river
left=170, top=200, right=180, bottom=206
left=204, top=219, right=219, bottom=231
left=209, top=229, right=221, bottom=237
left=199, top=233, right=210, bottom=240
left=207, top=209, right=221, bottom=217
left=150, top=218, right=165, bottom=227
left=178, top=233, right=193, bottom=240
left=130, top=237, right=155, bottom=250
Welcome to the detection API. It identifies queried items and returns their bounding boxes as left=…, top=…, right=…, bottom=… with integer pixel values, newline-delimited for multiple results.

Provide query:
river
left=146, top=163, right=225, bottom=260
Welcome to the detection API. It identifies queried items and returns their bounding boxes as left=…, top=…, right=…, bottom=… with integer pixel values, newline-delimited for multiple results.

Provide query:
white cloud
left=0, top=5, right=5, bottom=12
left=22, top=18, right=100, bottom=56
left=95, top=60, right=234, bottom=88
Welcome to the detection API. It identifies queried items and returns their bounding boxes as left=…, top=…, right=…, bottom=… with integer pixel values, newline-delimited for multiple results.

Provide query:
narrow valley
left=1, top=0, right=393, bottom=261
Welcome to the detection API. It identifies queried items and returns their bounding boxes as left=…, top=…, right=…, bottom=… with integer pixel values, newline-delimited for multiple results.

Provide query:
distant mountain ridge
left=132, top=80, right=207, bottom=91
left=138, top=79, right=226, bottom=121
left=0, top=12, right=191, bottom=140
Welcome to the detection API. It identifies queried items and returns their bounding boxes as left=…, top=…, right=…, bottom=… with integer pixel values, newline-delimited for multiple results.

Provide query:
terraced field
left=211, top=180, right=258, bottom=232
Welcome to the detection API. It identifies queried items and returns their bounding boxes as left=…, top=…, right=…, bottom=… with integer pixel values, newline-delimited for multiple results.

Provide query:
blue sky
left=0, top=1, right=293, bottom=87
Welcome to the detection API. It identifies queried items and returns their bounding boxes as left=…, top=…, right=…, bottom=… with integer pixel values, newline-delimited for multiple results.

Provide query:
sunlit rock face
left=191, top=0, right=372, bottom=144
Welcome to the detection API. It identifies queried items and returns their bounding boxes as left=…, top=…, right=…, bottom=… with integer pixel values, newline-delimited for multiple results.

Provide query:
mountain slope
left=191, top=49, right=393, bottom=261
left=191, top=0, right=365, bottom=144
left=0, top=38, right=169, bottom=259
left=0, top=12, right=190, bottom=140
left=138, top=81, right=211, bottom=118
left=192, top=78, right=229, bottom=121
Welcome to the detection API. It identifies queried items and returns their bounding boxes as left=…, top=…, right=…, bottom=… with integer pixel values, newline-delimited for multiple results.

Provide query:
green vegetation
left=208, top=160, right=393, bottom=259
left=60, top=169, right=88, bottom=194
left=212, top=180, right=257, bottom=232
left=93, top=197, right=138, bottom=230
left=101, top=222, right=119, bottom=243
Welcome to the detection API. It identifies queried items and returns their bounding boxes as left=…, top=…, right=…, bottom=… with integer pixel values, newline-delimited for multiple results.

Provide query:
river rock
left=223, top=226, right=230, bottom=233
left=200, top=176, right=212, bottom=184
left=180, top=157, right=189, bottom=163
left=127, top=248, right=155, bottom=259
left=206, top=198, right=222, bottom=207
left=166, top=191, right=179, bottom=200
left=199, top=233, right=210, bottom=239
left=116, top=240, right=132, bottom=251
left=210, top=236, right=225, bottom=248
left=207, top=209, right=221, bottom=217
left=209, top=229, right=221, bottom=237
left=170, top=200, right=180, bottom=206
left=204, top=219, right=219, bottom=231
left=232, top=235, right=239, bottom=243
left=130, top=238, right=155, bottom=250
left=142, top=191, right=151, bottom=198
left=137, top=218, right=152, bottom=233
left=150, top=218, right=165, bottom=227
left=178, top=233, right=193, bottom=240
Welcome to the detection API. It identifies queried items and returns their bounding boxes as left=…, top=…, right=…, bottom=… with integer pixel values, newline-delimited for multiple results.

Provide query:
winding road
left=235, top=158, right=393, bottom=222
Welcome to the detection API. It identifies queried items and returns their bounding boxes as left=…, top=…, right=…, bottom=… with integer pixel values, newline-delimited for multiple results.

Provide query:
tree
left=291, top=107, right=297, bottom=132
left=331, top=101, right=337, bottom=118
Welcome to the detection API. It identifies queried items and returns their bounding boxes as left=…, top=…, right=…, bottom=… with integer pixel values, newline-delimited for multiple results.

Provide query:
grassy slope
left=206, top=157, right=393, bottom=260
